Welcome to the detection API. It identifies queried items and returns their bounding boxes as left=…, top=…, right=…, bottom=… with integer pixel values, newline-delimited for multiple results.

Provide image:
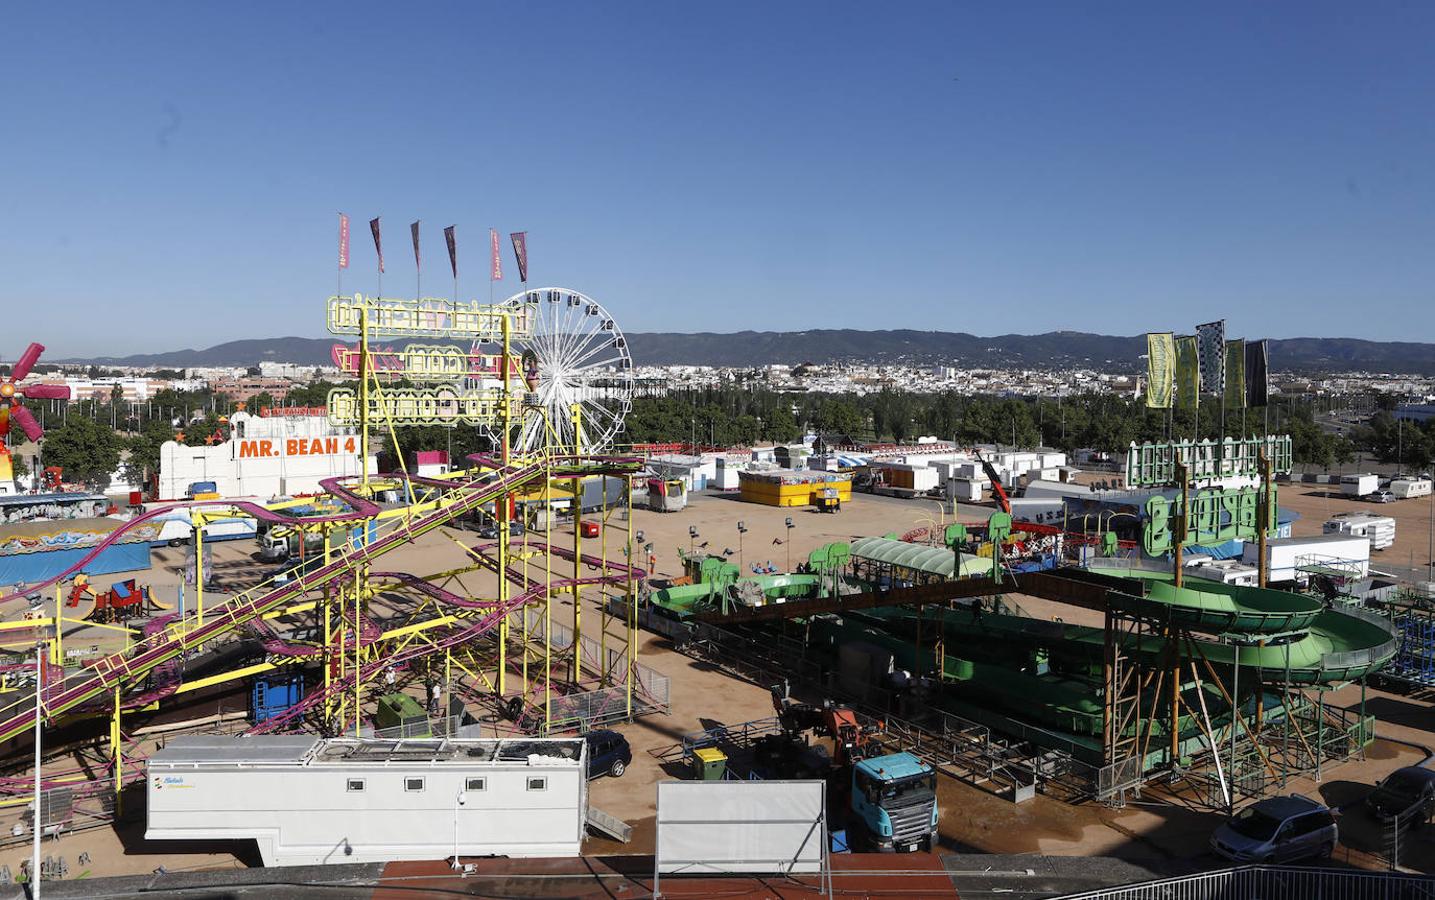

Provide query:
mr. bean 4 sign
left=237, top=436, right=359, bottom=459
left=1143, top=486, right=1276, bottom=556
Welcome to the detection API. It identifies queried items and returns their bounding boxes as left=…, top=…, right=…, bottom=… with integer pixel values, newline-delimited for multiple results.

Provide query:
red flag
left=338, top=214, right=350, bottom=269
left=444, top=226, right=457, bottom=279
left=509, top=231, right=528, bottom=284
left=369, top=217, right=384, bottom=274
left=490, top=228, right=502, bottom=281
left=410, top=221, right=421, bottom=271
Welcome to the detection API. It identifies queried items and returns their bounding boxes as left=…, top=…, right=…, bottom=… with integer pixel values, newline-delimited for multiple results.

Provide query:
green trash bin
left=693, top=747, right=727, bottom=781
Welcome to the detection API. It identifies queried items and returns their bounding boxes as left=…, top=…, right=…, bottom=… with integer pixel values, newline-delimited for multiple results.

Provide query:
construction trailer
left=1242, top=534, right=1371, bottom=583
left=1323, top=513, right=1396, bottom=552
left=146, top=735, right=588, bottom=866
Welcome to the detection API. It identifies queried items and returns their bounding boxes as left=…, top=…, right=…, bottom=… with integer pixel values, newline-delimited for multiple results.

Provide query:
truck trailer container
left=1340, top=474, right=1379, bottom=498
left=146, top=735, right=587, bottom=866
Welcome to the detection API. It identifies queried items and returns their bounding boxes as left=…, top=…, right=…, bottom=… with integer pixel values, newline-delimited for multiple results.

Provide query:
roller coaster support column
left=359, top=305, right=370, bottom=493
left=498, top=313, right=512, bottom=697
left=626, top=475, right=635, bottom=718
left=571, top=402, right=583, bottom=684
left=545, top=445, right=554, bottom=732
left=1174, top=462, right=1188, bottom=589
left=111, top=685, right=122, bottom=814
left=1257, top=451, right=1272, bottom=589
left=52, top=585, right=62, bottom=667
left=323, top=531, right=335, bottom=730
left=353, top=559, right=363, bottom=737
left=195, top=516, right=205, bottom=628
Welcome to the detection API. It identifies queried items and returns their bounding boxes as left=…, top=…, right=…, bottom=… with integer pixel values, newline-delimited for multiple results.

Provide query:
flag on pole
left=369, top=217, right=384, bottom=274
left=509, top=231, right=529, bottom=283
left=490, top=228, right=502, bottom=281
left=1174, top=334, right=1200, bottom=409
left=1145, top=332, right=1175, bottom=409
left=338, top=214, right=350, bottom=269
left=410, top=221, right=421, bottom=271
left=444, top=226, right=457, bottom=279
left=1245, top=339, right=1269, bottom=408
left=1196, top=320, right=1225, bottom=394
left=1224, top=339, right=1246, bottom=410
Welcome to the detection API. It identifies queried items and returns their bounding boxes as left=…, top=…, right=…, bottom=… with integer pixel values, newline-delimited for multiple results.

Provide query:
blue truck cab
left=850, top=752, right=939, bottom=852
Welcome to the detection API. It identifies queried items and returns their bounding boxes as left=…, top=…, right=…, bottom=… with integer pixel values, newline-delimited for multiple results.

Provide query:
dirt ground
left=1276, top=482, right=1435, bottom=579
left=7, top=488, right=1435, bottom=881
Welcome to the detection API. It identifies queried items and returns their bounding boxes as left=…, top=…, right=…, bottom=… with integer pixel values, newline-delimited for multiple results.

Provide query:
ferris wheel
left=483, top=287, right=634, bottom=455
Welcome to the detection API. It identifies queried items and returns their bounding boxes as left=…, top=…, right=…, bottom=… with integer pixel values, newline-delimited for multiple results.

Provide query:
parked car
left=1367, top=766, right=1435, bottom=823
left=1369, top=490, right=1394, bottom=503
left=477, top=519, right=527, bottom=540
left=584, top=729, right=632, bottom=779
left=1210, top=795, right=1337, bottom=863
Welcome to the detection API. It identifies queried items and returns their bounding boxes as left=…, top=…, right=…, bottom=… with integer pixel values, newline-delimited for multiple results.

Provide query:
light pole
left=31, top=638, right=43, bottom=898
left=737, top=521, right=748, bottom=573
left=785, top=517, right=794, bottom=572
left=451, top=790, right=467, bottom=870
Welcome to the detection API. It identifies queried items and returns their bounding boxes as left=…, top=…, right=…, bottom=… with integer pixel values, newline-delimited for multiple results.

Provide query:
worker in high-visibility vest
left=647, top=553, right=656, bottom=576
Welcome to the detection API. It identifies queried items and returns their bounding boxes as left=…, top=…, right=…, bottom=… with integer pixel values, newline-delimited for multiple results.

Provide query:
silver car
left=1210, top=795, right=1337, bottom=863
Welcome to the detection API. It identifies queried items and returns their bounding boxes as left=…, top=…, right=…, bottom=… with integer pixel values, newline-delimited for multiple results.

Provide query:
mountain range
left=53, top=331, right=1435, bottom=375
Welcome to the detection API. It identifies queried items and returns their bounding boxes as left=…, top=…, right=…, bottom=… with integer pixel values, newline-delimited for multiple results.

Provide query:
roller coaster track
left=0, top=454, right=641, bottom=746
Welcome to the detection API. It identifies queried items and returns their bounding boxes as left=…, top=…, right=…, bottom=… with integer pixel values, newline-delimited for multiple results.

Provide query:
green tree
left=39, top=416, right=122, bottom=487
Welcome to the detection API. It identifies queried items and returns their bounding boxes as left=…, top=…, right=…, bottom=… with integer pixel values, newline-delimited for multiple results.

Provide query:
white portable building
left=1243, top=534, right=1371, bottom=583
left=146, top=735, right=587, bottom=867
left=1323, top=513, right=1396, bottom=551
left=713, top=457, right=744, bottom=491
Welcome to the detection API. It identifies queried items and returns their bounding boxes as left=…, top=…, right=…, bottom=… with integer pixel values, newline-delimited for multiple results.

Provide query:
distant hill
left=57, top=331, right=1435, bottom=375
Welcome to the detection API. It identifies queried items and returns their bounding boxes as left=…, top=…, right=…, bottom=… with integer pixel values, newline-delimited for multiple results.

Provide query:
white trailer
left=1323, top=513, right=1396, bottom=551
left=1391, top=478, right=1432, bottom=500
left=147, top=510, right=258, bottom=547
left=1243, top=534, right=1370, bottom=583
left=1340, top=474, right=1379, bottom=498
left=146, top=735, right=587, bottom=867
left=945, top=477, right=984, bottom=503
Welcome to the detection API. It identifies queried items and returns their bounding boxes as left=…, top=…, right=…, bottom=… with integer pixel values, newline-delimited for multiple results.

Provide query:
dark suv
left=1367, top=766, right=1435, bottom=823
left=585, top=729, right=632, bottom=779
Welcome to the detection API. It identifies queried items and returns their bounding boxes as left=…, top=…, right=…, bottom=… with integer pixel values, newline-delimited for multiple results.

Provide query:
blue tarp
left=0, top=541, right=151, bottom=589
left=1187, top=539, right=1244, bottom=560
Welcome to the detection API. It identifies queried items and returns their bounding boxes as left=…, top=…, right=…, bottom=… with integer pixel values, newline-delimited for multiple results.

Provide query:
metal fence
left=1055, top=865, right=1435, bottom=900
left=0, top=777, right=121, bottom=848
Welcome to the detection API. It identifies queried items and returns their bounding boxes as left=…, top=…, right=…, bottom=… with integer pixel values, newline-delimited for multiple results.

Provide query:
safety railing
left=1054, top=864, right=1435, bottom=899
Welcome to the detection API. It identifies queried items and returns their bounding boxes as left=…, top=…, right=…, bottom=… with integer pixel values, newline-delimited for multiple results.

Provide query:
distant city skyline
left=2, top=2, right=1432, bottom=358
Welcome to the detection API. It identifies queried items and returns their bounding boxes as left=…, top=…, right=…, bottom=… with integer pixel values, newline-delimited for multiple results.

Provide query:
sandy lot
left=7, top=487, right=1434, bottom=881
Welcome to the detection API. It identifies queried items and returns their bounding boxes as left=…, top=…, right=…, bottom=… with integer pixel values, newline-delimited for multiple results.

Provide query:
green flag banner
left=1225, top=339, right=1246, bottom=410
left=1146, top=332, right=1175, bottom=409
left=1174, top=334, right=1200, bottom=409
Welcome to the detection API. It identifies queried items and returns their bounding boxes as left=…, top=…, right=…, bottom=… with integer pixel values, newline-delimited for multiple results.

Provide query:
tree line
left=11, top=380, right=1423, bottom=491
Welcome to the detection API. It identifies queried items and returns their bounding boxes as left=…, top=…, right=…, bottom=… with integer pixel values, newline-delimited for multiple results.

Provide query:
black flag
left=444, top=225, right=457, bottom=279
left=1245, top=339, right=1269, bottom=408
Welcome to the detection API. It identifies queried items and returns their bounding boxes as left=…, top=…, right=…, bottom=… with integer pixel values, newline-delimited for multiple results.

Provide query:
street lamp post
left=785, top=517, right=794, bottom=572
left=737, top=521, right=747, bottom=573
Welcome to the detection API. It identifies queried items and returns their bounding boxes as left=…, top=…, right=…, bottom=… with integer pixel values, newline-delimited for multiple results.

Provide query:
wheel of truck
left=169, top=539, right=186, bottom=547
left=610, top=759, right=626, bottom=778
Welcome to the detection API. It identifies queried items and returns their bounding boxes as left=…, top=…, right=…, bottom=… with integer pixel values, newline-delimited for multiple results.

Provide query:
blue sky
left=2, top=2, right=1432, bottom=358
